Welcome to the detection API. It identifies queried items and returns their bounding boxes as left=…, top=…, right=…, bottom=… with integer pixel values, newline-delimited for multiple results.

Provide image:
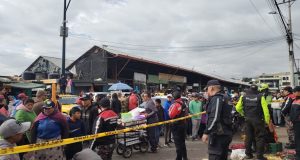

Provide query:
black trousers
left=208, top=135, right=232, bottom=160
left=244, top=119, right=267, bottom=159
left=294, top=122, right=300, bottom=160
left=172, top=124, right=187, bottom=160
left=198, top=123, right=206, bottom=138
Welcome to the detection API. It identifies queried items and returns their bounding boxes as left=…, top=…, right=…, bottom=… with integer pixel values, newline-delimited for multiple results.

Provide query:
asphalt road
left=113, top=127, right=288, bottom=160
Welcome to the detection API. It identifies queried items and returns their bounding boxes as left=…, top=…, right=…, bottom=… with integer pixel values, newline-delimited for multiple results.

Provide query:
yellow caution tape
left=0, top=112, right=206, bottom=155
left=271, top=100, right=285, bottom=103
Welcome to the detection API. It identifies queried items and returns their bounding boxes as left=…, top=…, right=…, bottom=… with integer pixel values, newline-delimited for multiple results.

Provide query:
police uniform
left=236, top=86, right=270, bottom=160
left=169, top=91, right=188, bottom=160
left=290, top=86, right=300, bottom=159
left=205, top=90, right=233, bottom=160
left=90, top=98, right=118, bottom=160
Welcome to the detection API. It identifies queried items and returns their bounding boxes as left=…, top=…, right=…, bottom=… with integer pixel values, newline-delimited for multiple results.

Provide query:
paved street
left=113, top=127, right=288, bottom=160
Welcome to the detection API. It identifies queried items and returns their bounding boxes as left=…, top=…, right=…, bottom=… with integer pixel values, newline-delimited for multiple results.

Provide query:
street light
left=268, top=11, right=277, bottom=14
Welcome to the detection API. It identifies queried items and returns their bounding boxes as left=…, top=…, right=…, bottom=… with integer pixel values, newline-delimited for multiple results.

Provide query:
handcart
left=116, top=119, right=149, bottom=158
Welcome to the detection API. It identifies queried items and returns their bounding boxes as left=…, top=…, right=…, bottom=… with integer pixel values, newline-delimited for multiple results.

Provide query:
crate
left=268, top=143, right=283, bottom=154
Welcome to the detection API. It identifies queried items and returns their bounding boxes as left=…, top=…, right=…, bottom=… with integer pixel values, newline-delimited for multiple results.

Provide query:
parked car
left=86, top=92, right=109, bottom=101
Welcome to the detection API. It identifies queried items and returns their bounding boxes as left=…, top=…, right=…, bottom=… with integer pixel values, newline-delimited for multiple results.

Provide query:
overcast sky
left=1, top=0, right=300, bottom=79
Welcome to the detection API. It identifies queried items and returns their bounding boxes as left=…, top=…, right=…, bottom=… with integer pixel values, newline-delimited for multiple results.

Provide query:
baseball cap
left=0, top=119, right=31, bottom=139
left=18, top=93, right=28, bottom=99
left=293, top=86, right=300, bottom=92
left=79, top=94, right=91, bottom=101
left=43, top=100, right=55, bottom=108
left=98, top=98, right=110, bottom=108
left=206, top=80, right=221, bottom=87
left=166, top=94, right=173, bottom=98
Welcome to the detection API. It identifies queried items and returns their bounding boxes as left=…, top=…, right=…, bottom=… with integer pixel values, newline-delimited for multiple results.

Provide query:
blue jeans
left=147, top=126, right=158, bottom=151
left=272, top=109, right=281, bottom=125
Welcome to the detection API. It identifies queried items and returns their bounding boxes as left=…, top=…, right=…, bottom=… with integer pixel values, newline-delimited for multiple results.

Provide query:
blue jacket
left=36, top=117, right=62, bottom=139
left=11, top=100, right=22, bottom=117
left=67, top=117, right=85, bottom=138
left=163, top=100, right=173, bottom=120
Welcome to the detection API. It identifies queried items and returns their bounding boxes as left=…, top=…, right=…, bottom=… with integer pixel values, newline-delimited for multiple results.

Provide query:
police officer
left=235, top=85, right=270, bottom=160
left=281, top=86, right=296, bottom=149
left=202, top=80, right=233, bottom=160
left=90, top=98, right=118, bottom=160
left=290, top=86, right=300, bottom=160
left=169, top=90, right=188, bottom=160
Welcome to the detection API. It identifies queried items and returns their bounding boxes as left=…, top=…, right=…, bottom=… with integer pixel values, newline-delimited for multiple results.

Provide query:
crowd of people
left=1, top=80, right=300, bottom=160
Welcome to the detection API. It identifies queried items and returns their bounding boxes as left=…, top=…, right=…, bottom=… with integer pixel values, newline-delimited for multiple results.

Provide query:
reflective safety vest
left=242, top=93, right=264, bottom=120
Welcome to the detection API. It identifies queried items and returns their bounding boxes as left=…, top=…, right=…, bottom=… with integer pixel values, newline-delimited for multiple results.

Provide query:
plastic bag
left=230, top=149, right=246, bottom=160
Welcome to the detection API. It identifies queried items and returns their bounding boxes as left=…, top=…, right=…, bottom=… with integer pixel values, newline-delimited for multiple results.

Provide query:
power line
left=295, top=43, right=300, bottom=50
left=105, top=39, right=281, bottom=53
left=69, top=34, right=283, bottom=53
left=265, top=0, right=287, bottom=37
left=215, top=40, right=280, bottom=62
left=249, top=0, right=280, bottom=35
left=270, top=0, right=290, bottom=36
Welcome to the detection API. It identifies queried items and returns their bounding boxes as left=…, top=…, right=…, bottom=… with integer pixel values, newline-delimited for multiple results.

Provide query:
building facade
left=258, top=72, right=299, bottom=90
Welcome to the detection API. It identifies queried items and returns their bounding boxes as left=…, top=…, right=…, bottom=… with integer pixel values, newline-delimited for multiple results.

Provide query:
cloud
left=0, top=0, right=299, bottom=79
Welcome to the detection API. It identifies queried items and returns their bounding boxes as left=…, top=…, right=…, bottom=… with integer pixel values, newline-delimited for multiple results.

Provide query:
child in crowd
left=65, top=106, right=85, bottom=160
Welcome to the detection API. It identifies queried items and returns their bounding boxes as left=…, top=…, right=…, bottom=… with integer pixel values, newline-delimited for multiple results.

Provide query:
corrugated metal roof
left=105, top=48, right=249, bottom=86
left=42, top=56, right=74, bottom=69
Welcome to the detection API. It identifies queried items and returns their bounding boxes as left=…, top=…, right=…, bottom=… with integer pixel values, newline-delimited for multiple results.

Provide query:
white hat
left=0, top=119, right=31, bottom=139
left=167, top=94, right=173, bottom=98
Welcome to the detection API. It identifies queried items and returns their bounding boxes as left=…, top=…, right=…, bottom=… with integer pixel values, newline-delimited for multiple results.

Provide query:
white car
left=86, top=92, right=109, bottom=101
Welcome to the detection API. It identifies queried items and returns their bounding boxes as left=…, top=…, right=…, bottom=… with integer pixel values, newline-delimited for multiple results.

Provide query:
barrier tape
left=0, top=112, right=206, bottom=155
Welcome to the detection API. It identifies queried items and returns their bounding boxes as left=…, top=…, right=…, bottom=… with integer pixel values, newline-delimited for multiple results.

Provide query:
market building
left=65, top=46, right=247, bottom=93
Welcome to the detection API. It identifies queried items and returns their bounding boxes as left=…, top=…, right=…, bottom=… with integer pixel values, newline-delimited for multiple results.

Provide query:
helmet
left=258, top=83, right=269, bottom=92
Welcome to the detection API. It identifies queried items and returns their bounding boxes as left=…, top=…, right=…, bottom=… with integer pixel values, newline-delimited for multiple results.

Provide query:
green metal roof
left=8, top=82, right=45, bottom=89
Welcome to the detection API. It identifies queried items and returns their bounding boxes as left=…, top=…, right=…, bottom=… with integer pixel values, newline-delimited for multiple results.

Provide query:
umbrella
left=108, top=82, right=133, bottom=91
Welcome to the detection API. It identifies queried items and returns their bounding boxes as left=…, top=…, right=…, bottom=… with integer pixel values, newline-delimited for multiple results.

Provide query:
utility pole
left=287, top=0, right=295, bottom=87
left=60, top=0, right=72, bottom=77
left=272, top=0, right=296, bottom=87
